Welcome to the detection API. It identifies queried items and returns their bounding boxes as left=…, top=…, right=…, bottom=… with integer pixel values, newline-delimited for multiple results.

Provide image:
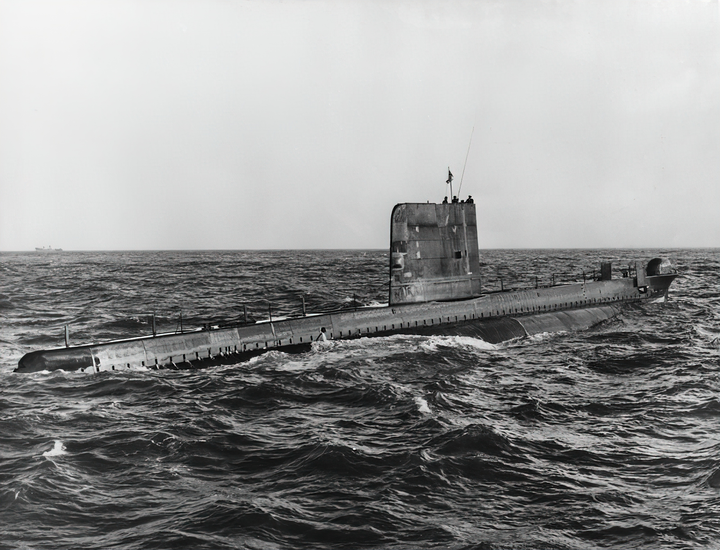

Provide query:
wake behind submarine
left=16, top=199, right=677, bottom=373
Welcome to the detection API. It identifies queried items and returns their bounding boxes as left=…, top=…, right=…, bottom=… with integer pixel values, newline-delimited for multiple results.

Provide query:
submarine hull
left=15, top=201, right=678, bottom=374
left=15, top=276, right=673, bottom=374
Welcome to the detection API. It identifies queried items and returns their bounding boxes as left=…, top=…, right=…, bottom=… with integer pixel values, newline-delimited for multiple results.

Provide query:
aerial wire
left=457, top=125, right=475, bottom=198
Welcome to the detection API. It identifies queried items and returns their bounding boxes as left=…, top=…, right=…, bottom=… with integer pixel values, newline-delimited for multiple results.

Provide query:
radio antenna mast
left=457, top=126, right=475, bottom=197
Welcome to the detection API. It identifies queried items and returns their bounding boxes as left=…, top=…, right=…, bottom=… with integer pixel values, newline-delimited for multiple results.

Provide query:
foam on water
left=414, top=396, right=432, bottom=414
left=526, top=331, right=558, bottom=342
left=42, top=440, right=66, bottom=457
left=420, top=334, right=498, bottom=352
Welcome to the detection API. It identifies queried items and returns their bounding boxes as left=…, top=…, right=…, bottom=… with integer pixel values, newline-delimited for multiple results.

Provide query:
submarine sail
left=390, top=202, right=481, bottom=305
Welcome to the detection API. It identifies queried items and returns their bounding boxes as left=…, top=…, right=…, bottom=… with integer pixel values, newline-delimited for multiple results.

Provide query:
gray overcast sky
left=1, top=0, right=718, bottom=250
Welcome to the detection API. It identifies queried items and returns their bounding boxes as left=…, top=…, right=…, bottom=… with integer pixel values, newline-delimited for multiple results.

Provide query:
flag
left=446, top=169, right=453, bottom=184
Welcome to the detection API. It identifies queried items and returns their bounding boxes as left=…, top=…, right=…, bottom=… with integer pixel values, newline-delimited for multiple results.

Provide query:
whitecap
left=42, top=440, right=67, bottom=457
left=415, top=396, right=431, bottom=414
left=420, top=335, right=498, bottom=352
left=527, top=331, right=556, bottom=342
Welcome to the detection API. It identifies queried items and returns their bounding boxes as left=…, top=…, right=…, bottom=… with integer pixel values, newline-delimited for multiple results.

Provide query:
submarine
left=16, top=199, right=677, bottom=373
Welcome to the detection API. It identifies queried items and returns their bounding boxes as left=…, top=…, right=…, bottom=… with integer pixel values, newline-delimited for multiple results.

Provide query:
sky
left=0, top=0, right=718, bottom=250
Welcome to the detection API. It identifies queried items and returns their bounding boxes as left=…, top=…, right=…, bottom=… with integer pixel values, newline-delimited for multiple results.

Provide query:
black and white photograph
left=1, top=0, right=719, bottom=548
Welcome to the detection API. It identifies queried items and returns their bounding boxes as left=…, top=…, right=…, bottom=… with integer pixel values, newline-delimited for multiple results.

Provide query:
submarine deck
left=16, top=274, right=674, bottom=374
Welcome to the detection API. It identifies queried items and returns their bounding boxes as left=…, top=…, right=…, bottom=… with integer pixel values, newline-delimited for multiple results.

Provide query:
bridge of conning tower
left=389, top=202, right=482, bottom=305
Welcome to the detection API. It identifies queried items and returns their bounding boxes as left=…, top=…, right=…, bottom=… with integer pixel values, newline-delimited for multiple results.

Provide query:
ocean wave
left=2, top=249, right=719, bottom=549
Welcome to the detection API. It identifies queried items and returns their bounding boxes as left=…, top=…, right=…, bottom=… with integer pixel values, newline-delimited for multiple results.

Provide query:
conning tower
left=390, top=201, right=482, bottom=305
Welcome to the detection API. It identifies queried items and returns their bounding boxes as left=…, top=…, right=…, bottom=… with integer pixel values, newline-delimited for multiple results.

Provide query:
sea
left=1, top=248, right=719, bottom=550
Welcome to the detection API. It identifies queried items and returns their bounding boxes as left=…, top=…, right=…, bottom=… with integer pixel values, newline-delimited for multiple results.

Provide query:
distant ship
left=16, top=198, right=677, bottom=373
left=34, top=246, right=63, bottom=253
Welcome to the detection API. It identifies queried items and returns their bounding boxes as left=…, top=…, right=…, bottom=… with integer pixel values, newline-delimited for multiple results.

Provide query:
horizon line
left=2, top=246, right=718, bottom=253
